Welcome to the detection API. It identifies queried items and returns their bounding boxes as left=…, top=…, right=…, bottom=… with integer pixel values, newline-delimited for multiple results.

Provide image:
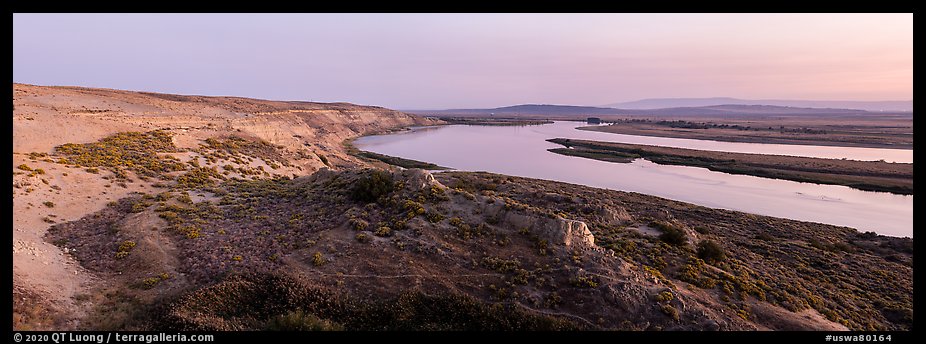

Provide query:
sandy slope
left=12, top=155, right=158, bottom=327
left=12, top=83, right=437, bottom=329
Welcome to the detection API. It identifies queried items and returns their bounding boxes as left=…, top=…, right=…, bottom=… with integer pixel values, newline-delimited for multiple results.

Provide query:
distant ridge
left=425, top=104, right=622, bottom=115
left=605, top=97, right=912, bottom=112
left=407, top=103, right=876, bottom=117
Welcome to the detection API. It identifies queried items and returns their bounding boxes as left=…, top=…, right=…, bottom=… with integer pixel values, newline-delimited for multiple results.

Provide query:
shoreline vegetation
left=436, top=117, right=554, bottom=126
left=579, top=119, right=913, bottom=150
left=547, top=138, right=913, bottom=195
left=343, top=137, right=449, bottom=170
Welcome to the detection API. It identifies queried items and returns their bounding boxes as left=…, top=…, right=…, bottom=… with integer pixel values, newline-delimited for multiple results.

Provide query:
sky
left=13, top=13, right=912, bottom=109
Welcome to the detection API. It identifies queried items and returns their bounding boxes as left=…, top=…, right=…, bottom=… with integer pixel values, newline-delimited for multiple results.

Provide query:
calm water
left=567, top=123, right=912, bottom=163
left=355, top=122, right=913, bottom=237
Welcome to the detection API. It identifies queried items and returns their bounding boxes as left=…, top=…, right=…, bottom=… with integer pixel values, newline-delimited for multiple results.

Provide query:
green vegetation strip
left=438, top=117, right=554, bottom=126
left=344, top=138, right=449, bottom=170
left=356, top=151, right=449, bottom=170
left=547, top=138, right=913, bottom=195
left=55, top=131, right=186, bottom=177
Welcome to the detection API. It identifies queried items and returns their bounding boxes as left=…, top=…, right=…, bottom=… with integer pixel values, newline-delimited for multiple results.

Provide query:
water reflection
left=355, top=122, right=913, bottom=237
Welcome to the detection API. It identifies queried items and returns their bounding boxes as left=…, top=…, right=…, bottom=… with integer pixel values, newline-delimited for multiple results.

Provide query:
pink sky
left=13, top=13, right=912, bottom=109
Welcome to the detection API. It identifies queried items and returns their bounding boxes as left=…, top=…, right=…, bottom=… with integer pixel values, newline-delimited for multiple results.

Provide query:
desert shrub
left=266, top=310, right=344, bottom=331
left=179, top=225, right=202, bottom=239
left=736, top=309, right=750, bottom=321
left=17, top=164, right=32, bottom=171
left=425, top=185, right=448, bottom=202
left=176, top=167, right=225, bottom=189
left=425, top=211, right=444, bottom=223
left=661, top=304, right=679, bottom=320
left=176, top=193, right=194, bottom=204
left=402, top=200, right=426, bottom=218
left=456, top=223, right=475, bottom=240
left=832, top=242, right=855, bottom=253
left=487, top=284, right=510, bottom=300
left=504, top=198, right=529, bottom=211
left=312, top=252, right=325, bottom=266
left=115, top=240, right=136, bottom=259
left=654, top=291, right=674, bottom=303
left=130, top=200, right=151, bottom=213
left=43, top=201, right=55, bottom=208
left=510, top=269, right=530, bottom=285
left=355, top=233, right=371, bottom=243
left=54, top=131, right=185, bottom=177
left=158, top=211, right=180, bottom=223
left=606, top=239, right=637, bottom=256
left=351, top=170, right=394, bottom=203
left=152, top=201, right=222, bottom=240
left=678, top=258, right=717, bottom=289
left=28, top=152, right=49, bottom=159
left=697, top=240, right=726, bottom=264
left=142, top=277, right=161, bottom=289
left=374, top=226, right=392, bottom=237
left=494, top=235, right=510, bottom=247
left=348, top=218, right=369, bottom=231
left=450, top=177, right=498, bottom=193
left=117, top=241, right=136, bottom=252
left=652, top=221, right=687, bottom=246
left=481, top=256, right=521, bottom=273
left=571, top=274, right=600, bottom=288
left=202, top=136, right=289, bottom=167
left=536, top=239, right=549, bottom=256
left=544, top=292, right=562, bottom=308
left=755, top=232, right=775, bottom=241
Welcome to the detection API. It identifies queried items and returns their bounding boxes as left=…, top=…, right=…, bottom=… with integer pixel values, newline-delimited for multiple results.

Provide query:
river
left=354, top=121, right=913, bottom=237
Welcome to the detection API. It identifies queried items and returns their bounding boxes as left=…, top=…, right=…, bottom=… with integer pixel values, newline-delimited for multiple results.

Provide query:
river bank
left=547, top=138, right=913, bottom=195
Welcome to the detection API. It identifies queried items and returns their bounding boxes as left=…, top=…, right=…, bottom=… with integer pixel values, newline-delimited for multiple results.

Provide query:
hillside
left=12, top=84, right=912, bottom=331
left=12, top=83, right=438, bottom=329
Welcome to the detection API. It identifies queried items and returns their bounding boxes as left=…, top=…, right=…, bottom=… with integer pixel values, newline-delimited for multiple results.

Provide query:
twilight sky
left=13, top=13, right=912, bottom=109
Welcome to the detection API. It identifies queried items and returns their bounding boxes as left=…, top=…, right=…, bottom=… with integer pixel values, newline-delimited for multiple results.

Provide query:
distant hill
left=409, top=103, right=872, bottom=117
left=606, top=98, right=912, bottom=112
left=418, top=104, right=623, bottom=116
left=629, top=104, right=870, bottom=116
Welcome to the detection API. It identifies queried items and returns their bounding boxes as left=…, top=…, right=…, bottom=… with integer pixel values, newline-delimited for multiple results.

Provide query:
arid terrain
left=12, top=83, right=437, bottom=329
left=12, top=84, right=912, bottom=331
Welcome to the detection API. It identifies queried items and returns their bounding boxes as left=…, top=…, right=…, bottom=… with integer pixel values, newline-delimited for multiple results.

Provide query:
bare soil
left=12, top=83, right=437, bottom=330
